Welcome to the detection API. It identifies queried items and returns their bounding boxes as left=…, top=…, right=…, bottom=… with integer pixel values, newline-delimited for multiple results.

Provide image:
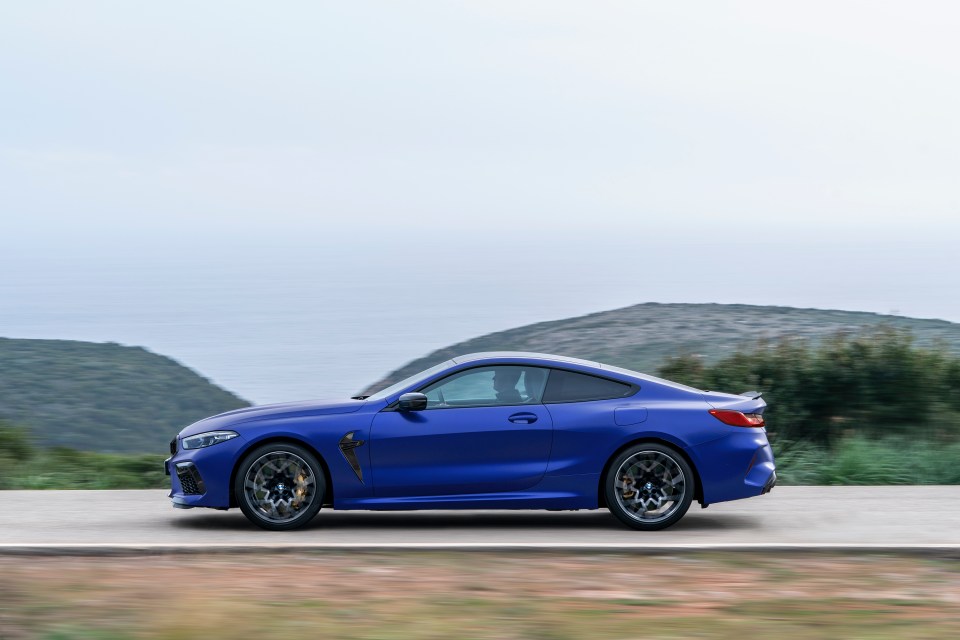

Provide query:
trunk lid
left=701, top=390, right=767, bottom=414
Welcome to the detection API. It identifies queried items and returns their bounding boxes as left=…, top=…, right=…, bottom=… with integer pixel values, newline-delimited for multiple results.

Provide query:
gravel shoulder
left=2, top=551, right=959, bottom=639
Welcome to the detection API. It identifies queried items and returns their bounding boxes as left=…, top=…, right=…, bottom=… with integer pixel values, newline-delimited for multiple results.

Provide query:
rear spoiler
left=739, top=390, right=763, bottom=399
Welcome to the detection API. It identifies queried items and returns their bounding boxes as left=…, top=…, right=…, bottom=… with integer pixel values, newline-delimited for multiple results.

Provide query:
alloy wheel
left=242, top=451, right=318, bottom=524
left=613, top=450, right=687, bottom=524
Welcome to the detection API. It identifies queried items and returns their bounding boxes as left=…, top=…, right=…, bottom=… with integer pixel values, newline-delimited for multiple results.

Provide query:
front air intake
left=175, top=462, right=206, bottom=495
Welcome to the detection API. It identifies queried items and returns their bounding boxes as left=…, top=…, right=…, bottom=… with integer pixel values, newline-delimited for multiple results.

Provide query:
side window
left=420, top=366, right=549, bottom=408
left=541, top=369, right=635, bottom=403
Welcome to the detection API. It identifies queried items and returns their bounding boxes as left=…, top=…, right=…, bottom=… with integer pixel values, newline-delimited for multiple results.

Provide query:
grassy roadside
left=2, top=552, right=958, bottom=639
left=0, top=424, right=166, bottom=489
left=773, top=436, right=960, bottom=485
left=0, top=449, right=167, bottom=490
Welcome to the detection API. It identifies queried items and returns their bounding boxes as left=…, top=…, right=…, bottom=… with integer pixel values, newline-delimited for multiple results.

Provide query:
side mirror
left=397, top=392, right=428, bottom=411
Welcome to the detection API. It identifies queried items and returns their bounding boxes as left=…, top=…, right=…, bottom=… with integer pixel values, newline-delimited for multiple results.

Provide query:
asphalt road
left=1, top=487, right=958, bottom=552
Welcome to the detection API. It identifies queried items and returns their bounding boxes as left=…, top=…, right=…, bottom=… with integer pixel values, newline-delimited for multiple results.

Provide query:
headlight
left=181, top=430, right=239, bottom=450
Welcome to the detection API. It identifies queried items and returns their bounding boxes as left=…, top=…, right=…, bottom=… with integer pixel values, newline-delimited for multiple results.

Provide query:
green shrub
left=0, top=421, right=36, bottom=489
left=660, top=327, right=960, bottom=446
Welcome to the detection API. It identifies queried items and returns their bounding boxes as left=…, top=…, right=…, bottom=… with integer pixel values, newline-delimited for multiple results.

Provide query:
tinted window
left=541, top=369, right=635, bottom=403
left=420, top=366, right=549, bottom=408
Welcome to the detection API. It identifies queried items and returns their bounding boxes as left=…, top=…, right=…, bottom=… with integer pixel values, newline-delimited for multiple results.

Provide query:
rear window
left=542, top=369, right=636, bottom=403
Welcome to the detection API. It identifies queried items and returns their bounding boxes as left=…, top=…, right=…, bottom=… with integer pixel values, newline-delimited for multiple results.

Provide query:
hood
left=700, top=390, right=767, bottom=414
left=179, top=398, right=364, bottom=436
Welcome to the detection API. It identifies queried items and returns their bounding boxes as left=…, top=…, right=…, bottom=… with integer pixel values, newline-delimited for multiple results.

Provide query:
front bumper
left=166, top=434, right=246, bottom=509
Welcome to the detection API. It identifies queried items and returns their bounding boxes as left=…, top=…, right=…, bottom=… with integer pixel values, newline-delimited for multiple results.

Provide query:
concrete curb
left=2, top=543, right=960, bottom=557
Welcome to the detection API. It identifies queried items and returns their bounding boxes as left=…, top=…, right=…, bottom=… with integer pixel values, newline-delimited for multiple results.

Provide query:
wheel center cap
left=644, top=482, right=654, bottom=490
left=276, top=483, right=287, bottom=492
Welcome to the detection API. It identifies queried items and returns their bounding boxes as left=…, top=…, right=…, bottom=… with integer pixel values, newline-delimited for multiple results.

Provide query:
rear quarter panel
left=542, top=376, right=775, bottom=506
left=544, top=383, right=725, bottom=481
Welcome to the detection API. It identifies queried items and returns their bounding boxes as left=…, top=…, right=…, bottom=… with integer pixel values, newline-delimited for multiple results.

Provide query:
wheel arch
left=597, top=437, right=704, bottom=509
left=229, top=436, right=334, bottom=508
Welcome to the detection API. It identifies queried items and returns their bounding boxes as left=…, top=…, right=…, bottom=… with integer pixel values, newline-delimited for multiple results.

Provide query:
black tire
left=234, top=442, right=326, bottom=531
left=604, top=443, right=695, bottom=531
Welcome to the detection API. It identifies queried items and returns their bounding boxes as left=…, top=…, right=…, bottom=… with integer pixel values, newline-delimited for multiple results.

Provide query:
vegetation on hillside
left=0, top=338, right=248, bottom=453
left=657, top=327, right=960, bottom=445
left=363, top=303, right=960, bottom=394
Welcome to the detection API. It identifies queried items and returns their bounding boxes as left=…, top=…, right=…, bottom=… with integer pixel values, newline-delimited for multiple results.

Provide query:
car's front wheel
left=234, top=442, right=326, bottom=531
left=604, top=443, right=695, bottom=531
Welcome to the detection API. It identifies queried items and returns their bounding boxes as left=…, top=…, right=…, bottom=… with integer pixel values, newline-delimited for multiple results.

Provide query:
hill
left=363, top=303, right=960, bottom=393
left=0, top=338, right=249, bottom=453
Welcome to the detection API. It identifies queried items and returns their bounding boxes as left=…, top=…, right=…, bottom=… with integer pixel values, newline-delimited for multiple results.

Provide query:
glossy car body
left=167, top=352, right=776, bottom=527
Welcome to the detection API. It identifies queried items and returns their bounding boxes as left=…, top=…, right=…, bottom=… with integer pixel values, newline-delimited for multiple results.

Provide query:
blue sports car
left=167, top=352, right=776, bottom=531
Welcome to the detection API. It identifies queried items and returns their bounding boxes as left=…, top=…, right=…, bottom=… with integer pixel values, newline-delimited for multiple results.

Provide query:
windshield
left=365, top=360, right=454, bottom=402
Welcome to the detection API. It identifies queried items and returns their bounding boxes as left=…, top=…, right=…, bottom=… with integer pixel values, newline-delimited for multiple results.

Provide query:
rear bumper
left=690, top=429, right=777, bottom=505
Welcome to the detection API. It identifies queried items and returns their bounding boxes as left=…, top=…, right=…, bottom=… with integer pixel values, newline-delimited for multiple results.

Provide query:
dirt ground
left=1, top=552, right=959, bottom=639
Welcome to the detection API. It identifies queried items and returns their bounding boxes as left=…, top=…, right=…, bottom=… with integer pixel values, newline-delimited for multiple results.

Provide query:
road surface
left=1, top=486, right=958, bottom=552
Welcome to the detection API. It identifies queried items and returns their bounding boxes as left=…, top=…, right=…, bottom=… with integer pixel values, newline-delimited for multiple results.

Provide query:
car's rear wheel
left=604, top=443, right=694, bottom=531
left=234, top=443, right=325, bottom=531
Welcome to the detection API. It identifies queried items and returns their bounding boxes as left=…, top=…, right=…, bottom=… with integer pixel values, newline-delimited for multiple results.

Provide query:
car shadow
left=668, top=513, right=760, bottom=532
left=170, top=509, right=759, bottom=533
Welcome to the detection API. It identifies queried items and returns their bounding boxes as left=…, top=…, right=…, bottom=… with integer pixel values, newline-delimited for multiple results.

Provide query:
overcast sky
left=2, top=1, right=959, bottom=324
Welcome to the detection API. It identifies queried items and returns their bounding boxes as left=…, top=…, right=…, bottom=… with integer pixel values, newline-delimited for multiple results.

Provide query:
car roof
left=451, top=351, right=602, bottom=368
left=451, top=351, right=704, bottom=394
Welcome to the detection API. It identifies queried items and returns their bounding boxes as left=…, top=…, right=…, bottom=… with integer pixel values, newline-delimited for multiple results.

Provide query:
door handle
left=508, top=412, right=538, bottom=424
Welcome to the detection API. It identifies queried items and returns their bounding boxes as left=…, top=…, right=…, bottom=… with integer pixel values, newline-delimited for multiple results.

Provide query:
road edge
left=2, top=542, right=960, bottom=557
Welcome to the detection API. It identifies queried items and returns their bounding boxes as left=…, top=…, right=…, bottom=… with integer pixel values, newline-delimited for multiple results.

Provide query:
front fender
left=232, top=412, right=376, bottom=505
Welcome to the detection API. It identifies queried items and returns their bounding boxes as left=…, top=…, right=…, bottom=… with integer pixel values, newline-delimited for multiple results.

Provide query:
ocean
left=0, top=240, right=647, bottom=404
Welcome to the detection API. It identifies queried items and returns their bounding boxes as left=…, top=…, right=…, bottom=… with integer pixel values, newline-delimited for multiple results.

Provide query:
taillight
left=709, top=409, right=765, bottom=427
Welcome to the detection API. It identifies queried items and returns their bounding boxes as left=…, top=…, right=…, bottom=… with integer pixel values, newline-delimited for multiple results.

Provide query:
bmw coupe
left=167, top=352, right=776, bottom=531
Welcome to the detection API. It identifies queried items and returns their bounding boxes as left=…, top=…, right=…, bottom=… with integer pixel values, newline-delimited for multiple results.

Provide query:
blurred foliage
left=0, top=420, right=166, bottom=489
left=0, top=337, right=249, bottom=454
left=773, top=437, right=960, bottom=485
left=658, top=326, right=960, bottom=446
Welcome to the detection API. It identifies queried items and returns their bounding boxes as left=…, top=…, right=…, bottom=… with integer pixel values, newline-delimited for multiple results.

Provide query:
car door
left=369, top=365, right=553, bottom=497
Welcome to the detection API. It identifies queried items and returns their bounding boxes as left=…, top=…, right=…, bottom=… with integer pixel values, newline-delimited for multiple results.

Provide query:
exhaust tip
left=761, top=471, right=777, bottom=495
